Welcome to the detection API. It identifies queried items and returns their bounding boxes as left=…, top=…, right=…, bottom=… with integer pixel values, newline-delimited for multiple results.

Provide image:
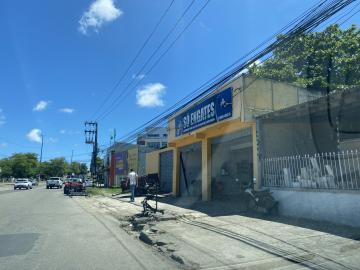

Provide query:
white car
left=46, top=177, right=63, bottom=189
left=84, top=180, right=93, bottom=187
left=14, top=179, right=33, bottom=190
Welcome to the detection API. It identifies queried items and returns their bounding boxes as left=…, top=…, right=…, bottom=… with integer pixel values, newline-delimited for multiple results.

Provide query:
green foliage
left=67, top=162, right=88, bottom=176
left=0, top=158, right=13, bottom=178
left=86, top=187, right=122, bottom=197
left=46, top=158, right=68, bottom=177
left=0, top=153, right=88, bottom=179
left=96, top=157, right=104, bottom=171
left=0, top=153, right=38, bottom=178
left=250, top=24, right=360, bottom=91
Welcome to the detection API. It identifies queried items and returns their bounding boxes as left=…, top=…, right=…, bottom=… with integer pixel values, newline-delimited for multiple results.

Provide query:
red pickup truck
left=63, top=178, right=84, bottom=195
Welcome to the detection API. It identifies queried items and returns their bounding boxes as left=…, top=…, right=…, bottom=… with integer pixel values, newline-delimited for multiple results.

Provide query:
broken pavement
left=75, top=194, right=360, bottom=270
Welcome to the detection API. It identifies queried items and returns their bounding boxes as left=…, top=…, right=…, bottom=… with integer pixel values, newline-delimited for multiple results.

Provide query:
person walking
left=128, top=169, right=138, bottom=202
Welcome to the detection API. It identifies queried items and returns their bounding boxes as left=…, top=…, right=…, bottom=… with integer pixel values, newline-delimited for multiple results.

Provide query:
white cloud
left=199, top=21, right=211, bottom=31
left=0, top=109, right=6, bottom=127
left=33, top=101, right=49, bottom=111
left=136, top=83, right=166, bottom=108
left=59, top=108, right=75, bottom=114
left=0, top=142, right=7, bottom=148
left=132, top=74, right=146, bottom=80
left=48, top=137, right=58, bottom=143
left=26, top=129, right=42, bottom=143
left=60, top=129, right=81, bottom=135
left=78, top=0, right=123, bottom=35
left=235, top=59, right=263, bottom=77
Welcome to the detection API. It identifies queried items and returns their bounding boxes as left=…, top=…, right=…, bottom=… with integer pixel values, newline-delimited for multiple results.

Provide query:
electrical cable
left=331, top=0, right=360, bottom=24
left=95, top=0, right=328, bottom=141
left=95, top=0, right=202, bottom=121
left=115, top=0, right=354, bottom=145
left=103, top=0, right=213, bottom=118
left=0, top=137, right=39, bottom=149
left=90, top=0, right=176, bottom=119
left=339, top=5, right=360, bottom=24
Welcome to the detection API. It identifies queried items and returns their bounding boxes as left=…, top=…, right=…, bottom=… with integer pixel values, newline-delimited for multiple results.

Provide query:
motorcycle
left=238, top=179, right=279, bottom=215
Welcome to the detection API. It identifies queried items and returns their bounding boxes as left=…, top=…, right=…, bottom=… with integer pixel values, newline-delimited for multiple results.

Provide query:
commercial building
left=257, top=87, right=360, bottom=227
left=146, top=148, right=174, bottom=193
left=147, top=74, right=320, bottom=201
left=137, top=127, right=168, bottom=149
left=104, top=142, right=151, bottom=187
left=146, top=75, right=360, bottom=227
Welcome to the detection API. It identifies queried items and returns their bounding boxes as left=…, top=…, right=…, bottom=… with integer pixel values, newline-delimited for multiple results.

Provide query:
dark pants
left=130, top=184, right=136, bottom=202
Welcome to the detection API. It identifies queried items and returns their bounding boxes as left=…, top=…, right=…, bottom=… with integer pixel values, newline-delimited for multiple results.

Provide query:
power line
left=0, top=137, right=39, bottom=149
left=112, top=0, right=355, bottom=145
left=333, top=0, right=360, bottom=24
left=111, top=0, right=334, bottom=142
left=98, top=0, right=330, bottom=125
left=112, top=0, right=212, bottom=113
left=95, top=0, right=200, bottom=121
left=339, top=6, right=360, bottom=24
left=91, top=0, right=175, bottom=119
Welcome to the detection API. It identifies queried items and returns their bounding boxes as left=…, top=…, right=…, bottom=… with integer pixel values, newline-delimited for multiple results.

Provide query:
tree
left=47, top=158, right=68, bottom=177
left=0, top=153, right=89, bottom=179
left=79, top=163, right=88, bottom=175
left=96, top=157, right=103, bottom=172
left=38, top=161, right=52, bottom=178
left=250, top=24, right=360, bottom=92
left=67, top=162, right=87, bottom=176
left=10, top=153, right=38, bottom=178
left=0, top=158, right=13, bottom=179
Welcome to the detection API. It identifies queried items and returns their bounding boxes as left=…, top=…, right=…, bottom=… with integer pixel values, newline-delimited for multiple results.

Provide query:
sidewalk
left=0, top=182, right=13, bottom=192
left=77, top=193, right=360, bottom=270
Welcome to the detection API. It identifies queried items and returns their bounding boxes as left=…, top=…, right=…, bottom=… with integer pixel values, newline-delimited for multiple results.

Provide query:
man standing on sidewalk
left=128, top=169, right=138, bottom=202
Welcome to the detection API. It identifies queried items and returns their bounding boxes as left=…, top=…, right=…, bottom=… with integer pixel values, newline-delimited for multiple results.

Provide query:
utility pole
left=84, top=121, right=98, bottom=180
left=110, top=128, right=116, bottom=147
left=38, top=134, right=44, bottom=182
left=70, top=149, right=74, bottom=164
left=40, top=134, right=44, bottom=163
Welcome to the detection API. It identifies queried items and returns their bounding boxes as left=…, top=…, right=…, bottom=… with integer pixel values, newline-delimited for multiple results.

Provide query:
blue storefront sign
left=115, top=151, right=128, bottom=175
left=175, top=87, right=233, bottom=137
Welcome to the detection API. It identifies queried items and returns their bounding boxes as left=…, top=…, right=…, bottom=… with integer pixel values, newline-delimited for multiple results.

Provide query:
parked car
left=63, top=178, right=84, bottom=195
left=14, top=179, right=32, bottom=190
left=46, top=177, right=63, bottom=189
left=84, top=179, right=93, bottom=187
left=30, top=179, right=38, bottom=186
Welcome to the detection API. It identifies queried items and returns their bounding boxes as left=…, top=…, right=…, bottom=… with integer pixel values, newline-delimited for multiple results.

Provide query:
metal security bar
left=262, top=150, right=360, bottom=190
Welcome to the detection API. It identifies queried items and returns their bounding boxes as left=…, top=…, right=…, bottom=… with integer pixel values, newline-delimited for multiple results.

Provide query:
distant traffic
left=11, top=176, right=93, bottom=192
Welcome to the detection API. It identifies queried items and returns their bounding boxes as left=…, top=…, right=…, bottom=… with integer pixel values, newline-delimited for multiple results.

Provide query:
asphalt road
left=0, top=185, right=178, bottom=270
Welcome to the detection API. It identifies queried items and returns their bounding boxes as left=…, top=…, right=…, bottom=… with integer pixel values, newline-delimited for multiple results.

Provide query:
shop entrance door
left=159, top=150, right=173, bottom=193
left=211, top=129, right=253, bottom=200
left=179, top=143, right=202, bottom=198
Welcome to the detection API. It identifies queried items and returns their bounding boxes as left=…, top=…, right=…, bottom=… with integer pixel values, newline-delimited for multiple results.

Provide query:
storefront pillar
left=252, top=123, right=260, bottom=190
left=172, top=147, right=180, bottom=196
left=201, top=138, right=211, bottom=201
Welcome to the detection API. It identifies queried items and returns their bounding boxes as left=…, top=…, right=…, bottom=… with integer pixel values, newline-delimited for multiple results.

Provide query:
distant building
left=103, top=141, right=152, bottom=187
left=137, top=127, right=168, bottom=149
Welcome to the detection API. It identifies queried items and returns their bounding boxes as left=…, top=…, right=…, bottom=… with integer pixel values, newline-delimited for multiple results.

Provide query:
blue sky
left=0, top=0, right=359, bottom=163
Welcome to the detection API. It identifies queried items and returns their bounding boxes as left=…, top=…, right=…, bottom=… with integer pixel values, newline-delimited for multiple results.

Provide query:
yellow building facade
left=147, top=75, right=320, bottom=201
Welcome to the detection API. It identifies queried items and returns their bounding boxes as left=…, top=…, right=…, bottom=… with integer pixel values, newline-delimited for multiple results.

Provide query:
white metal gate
left=262, top=150, right=360, bottom=190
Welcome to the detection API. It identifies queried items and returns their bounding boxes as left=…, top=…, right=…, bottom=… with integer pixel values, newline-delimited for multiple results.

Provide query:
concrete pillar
left=172, top=147, right=180, bottom=197
left=252, top=123, right=260, bottom=190
left=201, top=138, right=211, bottom=201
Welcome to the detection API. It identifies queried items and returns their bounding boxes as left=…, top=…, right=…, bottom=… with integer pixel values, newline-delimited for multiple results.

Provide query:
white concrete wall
left=271, top=189, right=360, bottom=228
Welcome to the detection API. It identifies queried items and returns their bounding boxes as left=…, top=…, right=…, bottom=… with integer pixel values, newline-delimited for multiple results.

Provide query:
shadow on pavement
left=0, top=233, right=40, bottom=257
left=157, top=195, right=360, bottom=241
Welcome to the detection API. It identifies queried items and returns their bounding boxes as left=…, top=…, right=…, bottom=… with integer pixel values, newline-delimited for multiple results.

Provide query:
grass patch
left=87, top=187, right=122, bottom=197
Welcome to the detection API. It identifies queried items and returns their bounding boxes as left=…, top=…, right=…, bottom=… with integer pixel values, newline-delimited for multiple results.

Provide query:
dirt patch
left=115, top=212, right=196, bottom=268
